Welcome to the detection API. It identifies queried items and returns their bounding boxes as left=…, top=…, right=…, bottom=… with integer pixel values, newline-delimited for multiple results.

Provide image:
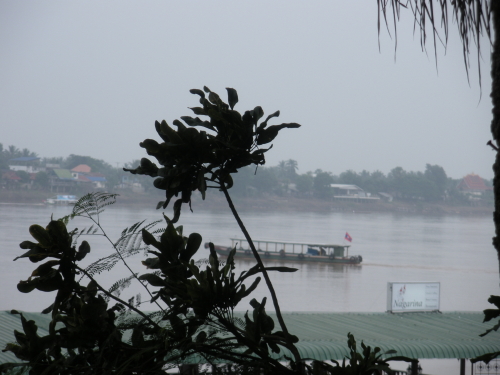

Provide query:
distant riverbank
left=0, top=189, right=493, bottom=216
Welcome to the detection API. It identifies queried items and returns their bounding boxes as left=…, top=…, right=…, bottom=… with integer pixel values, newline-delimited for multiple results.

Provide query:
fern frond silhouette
left=72, top=192, right=119, bottom=219
left=83, top=218, right=162, bottom=277
left=105, top=275, right=136, bottom=302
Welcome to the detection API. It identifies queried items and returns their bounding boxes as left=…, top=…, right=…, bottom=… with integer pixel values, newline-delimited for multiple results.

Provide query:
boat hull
left=208, top=244, right=362, bottom=265
left=45, top=195, right=78, bottom=205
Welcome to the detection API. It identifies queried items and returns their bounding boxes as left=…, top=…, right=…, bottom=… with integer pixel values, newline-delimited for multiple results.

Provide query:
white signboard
left=387, top=282, right=440, bottom=312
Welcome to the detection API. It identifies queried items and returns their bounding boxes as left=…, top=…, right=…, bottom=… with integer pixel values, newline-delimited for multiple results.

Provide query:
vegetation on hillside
left=231, top=163, right=492, bottom=205
left=1, top=141, right=492, bottom=207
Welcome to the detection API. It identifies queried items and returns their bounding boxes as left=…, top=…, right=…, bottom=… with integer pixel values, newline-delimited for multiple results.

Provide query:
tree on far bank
left=15, top=170, right=30, bottom=185
left=295, top=172, right=314, bottom=195
left=3, top=145, right=38, bottom=160
left=278, top=160, right=287, bottom=178
left=0, top=144, right=8, bottom=170
left=363, top=170, right=389, bottom=194
left=5, top=145, right=20, bottom=160
left=34, top=171, right=49, bottom=189
left=286, top=159, right=299, bottom=178
left=314, top=169, right=334, bottom=199
left=424, top=164, right=448, bottom=201
left=63, top=154, right=113, bottom=173
left=0, top=143, right=38, bottom=167
left=41, top=156, right=64, bottom=167
left=338, top=170, right=362, bottom=187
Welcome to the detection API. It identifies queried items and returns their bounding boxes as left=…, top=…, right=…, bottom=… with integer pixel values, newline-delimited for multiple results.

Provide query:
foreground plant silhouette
left=124, top=86, right=304, bottom=367
left=1, top=88, right=412, bottom=374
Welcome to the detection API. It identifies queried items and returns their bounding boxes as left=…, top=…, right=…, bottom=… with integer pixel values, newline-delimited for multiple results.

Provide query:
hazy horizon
left=1, top=142, right=492, bottom=181
left=1, top=2, right=494, bottom=180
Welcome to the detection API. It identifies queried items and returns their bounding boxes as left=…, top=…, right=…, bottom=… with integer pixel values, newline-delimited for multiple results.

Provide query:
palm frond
left=378, top=0, right=491, bottom=85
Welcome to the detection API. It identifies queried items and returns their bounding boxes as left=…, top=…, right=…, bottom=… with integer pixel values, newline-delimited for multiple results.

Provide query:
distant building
left=117, top=175, right=144, bottom=193
left=48, top=164, right=107, bottom=192
left=457, top=173, right=492, bottom=204
left=70, top=165, right=106, bottom=189
left=71, top=164, right=92, bottom=174
left=378, top=192, right=393, bottom=202
left=48, top=169, right=79, bottom=192
left=457, top=174, right=492, bottom=195
left=8, top=157, right=42, bottom=173
left=330, top=184, right=380, bottom=202
left=85, top=173, right=106, bottom=189
left=1, top=170, right=37, bottom=190
left=1, top=170, right=21, bottom=189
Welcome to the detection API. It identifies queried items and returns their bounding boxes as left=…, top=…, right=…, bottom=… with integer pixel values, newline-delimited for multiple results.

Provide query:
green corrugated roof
left=52, top=169, right=74, bottom=179
left=0, top=311, right=51, bottom=364
left=270, top=311, right=499, bottom=360
left=1, top=311, right=498, bottom=365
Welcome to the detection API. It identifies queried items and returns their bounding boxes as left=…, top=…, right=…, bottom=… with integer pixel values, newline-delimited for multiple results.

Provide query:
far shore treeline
left=0, top=143, right=492, bottom=206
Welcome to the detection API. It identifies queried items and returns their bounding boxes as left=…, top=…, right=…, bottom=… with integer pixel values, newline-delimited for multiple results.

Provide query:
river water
left=1, top=203, right=499, bottom=374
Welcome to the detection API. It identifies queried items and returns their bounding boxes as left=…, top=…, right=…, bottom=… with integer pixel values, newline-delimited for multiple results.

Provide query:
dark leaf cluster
left=1, top=194, right=303, bottom=374
left=124, top=87, right=300, bottom=222
left=471, top=295, right=500, bottom=364
left=308, top=333, right=413, bottom=375
left=0, top=196, right=176, bottom=374
left=140, top=222, right=302, bottom=372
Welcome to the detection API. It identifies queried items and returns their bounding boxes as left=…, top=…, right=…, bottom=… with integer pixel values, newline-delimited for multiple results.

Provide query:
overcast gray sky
left=0, top=1, right=493, bottom=179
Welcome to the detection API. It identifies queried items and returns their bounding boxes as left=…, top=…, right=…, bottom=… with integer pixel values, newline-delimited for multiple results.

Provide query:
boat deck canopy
left=230, top=238, right=350, bottom=248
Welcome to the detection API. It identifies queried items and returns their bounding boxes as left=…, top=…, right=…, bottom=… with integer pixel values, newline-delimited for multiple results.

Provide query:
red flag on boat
left=345, top=232, right=352, bottom=242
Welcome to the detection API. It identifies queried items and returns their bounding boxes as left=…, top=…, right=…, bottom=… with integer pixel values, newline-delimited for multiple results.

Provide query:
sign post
left=387, top=282, right=440, bottom=313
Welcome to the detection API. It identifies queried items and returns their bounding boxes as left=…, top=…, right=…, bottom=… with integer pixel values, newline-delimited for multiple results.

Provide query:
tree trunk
left=491, top=2, right=500, bottom=279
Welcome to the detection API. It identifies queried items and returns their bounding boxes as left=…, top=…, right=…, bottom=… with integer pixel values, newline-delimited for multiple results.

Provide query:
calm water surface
left=1, top=204, right=498, bottom=375
left=1, top=204, right=497, bottom=312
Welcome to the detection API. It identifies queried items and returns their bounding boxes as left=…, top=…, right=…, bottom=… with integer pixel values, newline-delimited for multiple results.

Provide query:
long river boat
left=208, top=238, right=362, bottom=264
left=44, top=195, right=78, bottom=205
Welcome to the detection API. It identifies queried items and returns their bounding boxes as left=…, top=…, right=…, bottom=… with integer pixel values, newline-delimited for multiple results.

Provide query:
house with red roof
left=69, top=165, right=107, bottom=189
left=47, top=164, right=107, bottom=192
left=1, top=170, right=21, bottom=189
left=71, top=164, right=92, bottom=174
left=1, top=170, right=37, bottom=190
left=457, top=174, right=492, bottom=193
left=457, top=174, right=492, bottom=203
